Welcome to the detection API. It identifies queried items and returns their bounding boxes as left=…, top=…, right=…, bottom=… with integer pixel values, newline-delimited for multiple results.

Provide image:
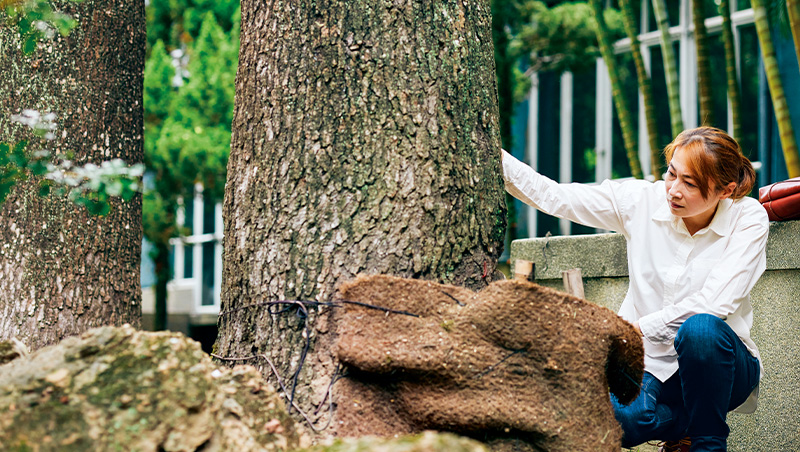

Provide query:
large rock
left=0, top=325, right=307, bottom=452
left=0, top=337, right=27, bottom=366
left=0, top=325, right=488, bottom=452
left=302, top=431, right=489, bottom=452
left=334, top=275, right=644, bottom=452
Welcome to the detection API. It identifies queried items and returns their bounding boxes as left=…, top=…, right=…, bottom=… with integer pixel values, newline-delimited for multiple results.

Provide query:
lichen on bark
left=0, top=0, right=144, bottom=349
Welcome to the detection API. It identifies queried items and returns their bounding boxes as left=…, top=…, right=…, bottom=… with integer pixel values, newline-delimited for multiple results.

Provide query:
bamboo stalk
left=751, top=0, right=800, bottom=177
left=652, top=0, right=684, bottom=137
left=788, top=0, right=800, bottom=79
left=719, top=0, right=742, bottom=140
left=590, top=0, right=644, bottom=179
left=620, top=0, right=662, bottom=179
left=693, top=0, right=714, bottom=126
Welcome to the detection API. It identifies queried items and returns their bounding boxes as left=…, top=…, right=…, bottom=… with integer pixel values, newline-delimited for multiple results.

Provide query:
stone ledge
left=510, top=220, right=800, bottom=280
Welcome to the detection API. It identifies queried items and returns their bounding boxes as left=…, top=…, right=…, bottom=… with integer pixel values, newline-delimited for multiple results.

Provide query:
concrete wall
left=510, top=220, right=800, bottom=451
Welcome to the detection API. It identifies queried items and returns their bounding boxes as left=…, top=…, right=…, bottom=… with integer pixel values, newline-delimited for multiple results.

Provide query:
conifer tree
left=143, top=9, right=239, bottom=329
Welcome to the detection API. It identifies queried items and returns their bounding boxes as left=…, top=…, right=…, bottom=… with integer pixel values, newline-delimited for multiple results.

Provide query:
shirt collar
left=652, top=201, right=673, bottom=223
left=651, top=197, right=734, bottom=237
left=706, top=198, right=734, bottom=236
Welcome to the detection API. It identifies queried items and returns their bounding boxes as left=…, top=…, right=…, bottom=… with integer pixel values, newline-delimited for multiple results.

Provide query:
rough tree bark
left=0, top=0, right=145, bottom=349
left=215, top=0, right=506, bottom=433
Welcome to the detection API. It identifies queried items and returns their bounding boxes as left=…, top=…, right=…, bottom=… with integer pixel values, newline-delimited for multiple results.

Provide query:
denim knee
left=674, top=314, right=734, bottom=364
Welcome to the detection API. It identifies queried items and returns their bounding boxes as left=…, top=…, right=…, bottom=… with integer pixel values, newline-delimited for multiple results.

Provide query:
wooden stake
left=561, top=268, right=585, bottom=298
left=514, top=260, right=534, bottom=281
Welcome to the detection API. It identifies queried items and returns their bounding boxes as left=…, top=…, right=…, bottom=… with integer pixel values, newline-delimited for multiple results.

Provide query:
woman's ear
left=720, top=181, right=737, bottom=200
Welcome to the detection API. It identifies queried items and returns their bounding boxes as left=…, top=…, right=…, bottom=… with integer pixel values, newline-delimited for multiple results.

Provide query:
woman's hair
left=663, top=126, right=756, bottom=200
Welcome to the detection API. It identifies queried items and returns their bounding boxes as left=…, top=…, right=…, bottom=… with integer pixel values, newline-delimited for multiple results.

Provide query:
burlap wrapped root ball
left=333, top=274, right=644, bottom=452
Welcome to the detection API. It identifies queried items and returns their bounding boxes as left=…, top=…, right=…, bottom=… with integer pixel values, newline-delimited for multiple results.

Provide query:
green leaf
left=86, top=199, right=111, bottom=216
left=0, top=184, right=14, bottom=205
left=23, top=34, right=38, bottom=54
left=56, top=18, right=78, bottom=36
left=38, top=182, right=51, bottom=197
left=28, top=160, right=48, bottom=176
left=18, top=17, right=31, bottom=35
left=107, top=180, right=124, bottom=197
left=12, top=140, right=28, bottom=155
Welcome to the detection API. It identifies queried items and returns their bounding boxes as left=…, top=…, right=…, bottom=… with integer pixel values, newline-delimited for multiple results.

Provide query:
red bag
left=759, top=177, right=800, bottom=221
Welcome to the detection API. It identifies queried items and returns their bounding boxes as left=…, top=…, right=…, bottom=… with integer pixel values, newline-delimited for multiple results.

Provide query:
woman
left=501, top=127, right=767, bottom=452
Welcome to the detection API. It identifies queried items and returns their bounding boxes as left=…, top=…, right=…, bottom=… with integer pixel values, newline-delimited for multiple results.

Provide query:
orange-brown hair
left=663, top=127, right=756, bottom=200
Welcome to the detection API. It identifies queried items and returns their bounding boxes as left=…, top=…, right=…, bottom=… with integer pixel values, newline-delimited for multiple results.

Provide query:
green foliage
left=173, top=12, right=237, bottom=129
left=143, top=3, right=239, bottom=249
left=145, top=0, right=240, bottom=52
left=46, top=157, right=144, bottom=215
left=0, top=140, right=36, bottom=205
left=2, top=109, right=143, bottom=215
left=511, top=0, right=625, bottom=74
left=144, top=10, right=236, bottom=203
left=512, top=65, right=532, bottom=104
left=150, top=119, right=231, bottom=200
left=0, top=139, right=144, bottom=215
left=3, top=0, right=83, bottom=55
left=143, top=40, right=175, bottom=134
left=142, top=190, right=179, bottom=255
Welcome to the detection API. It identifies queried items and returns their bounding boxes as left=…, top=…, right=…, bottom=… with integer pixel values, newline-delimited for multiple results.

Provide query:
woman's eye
left=686, top=182, right=696, bottom=188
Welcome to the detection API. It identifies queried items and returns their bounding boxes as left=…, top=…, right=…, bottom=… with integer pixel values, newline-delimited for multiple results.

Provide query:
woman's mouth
left=669, top=201, right=683, bottom=209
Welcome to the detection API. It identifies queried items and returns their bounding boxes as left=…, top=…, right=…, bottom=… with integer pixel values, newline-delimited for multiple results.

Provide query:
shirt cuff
left=638, top=311, right=674, bottom=345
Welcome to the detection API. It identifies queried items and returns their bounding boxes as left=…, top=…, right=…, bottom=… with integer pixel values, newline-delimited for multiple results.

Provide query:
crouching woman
left=501, top=127, right=767, bottom=452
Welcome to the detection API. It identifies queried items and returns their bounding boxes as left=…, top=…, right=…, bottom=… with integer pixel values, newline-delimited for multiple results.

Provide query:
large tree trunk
left=0, top=0, right=144, bottom=349
left=214, top=0, right=506, bottom=434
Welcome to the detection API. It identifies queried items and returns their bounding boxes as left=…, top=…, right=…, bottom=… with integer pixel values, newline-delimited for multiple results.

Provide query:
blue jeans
left=612, top=314, right=760, bottom=452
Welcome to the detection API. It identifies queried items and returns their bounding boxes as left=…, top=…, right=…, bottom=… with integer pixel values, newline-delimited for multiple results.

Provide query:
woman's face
left=665, top=147, right=735, bottom=234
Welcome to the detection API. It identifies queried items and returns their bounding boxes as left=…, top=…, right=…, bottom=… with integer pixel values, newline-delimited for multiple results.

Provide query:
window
left=171, top=183, right=223, bottom=314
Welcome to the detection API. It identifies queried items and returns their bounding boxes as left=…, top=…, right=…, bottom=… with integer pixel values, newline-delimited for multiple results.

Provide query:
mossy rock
left=0, top=325, right=307, bottom=452
left=301, top=431, right=489, bottom=452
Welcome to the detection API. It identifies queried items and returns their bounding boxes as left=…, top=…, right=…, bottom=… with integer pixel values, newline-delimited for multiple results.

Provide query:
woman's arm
left=502, top=150, right=646, bottom=235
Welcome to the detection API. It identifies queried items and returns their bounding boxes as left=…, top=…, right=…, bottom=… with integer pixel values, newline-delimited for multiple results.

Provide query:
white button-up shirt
left=502, top=151, right=768, bottom=410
